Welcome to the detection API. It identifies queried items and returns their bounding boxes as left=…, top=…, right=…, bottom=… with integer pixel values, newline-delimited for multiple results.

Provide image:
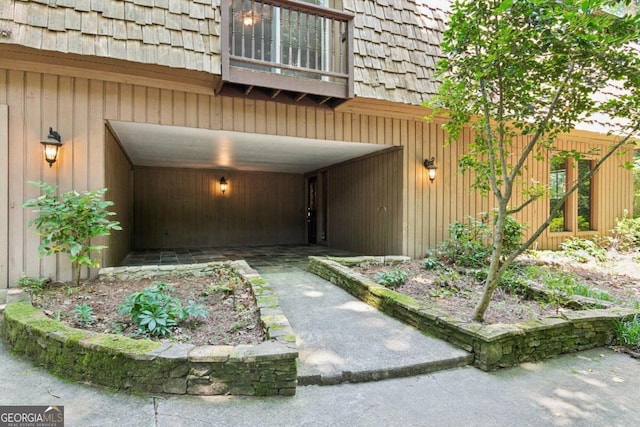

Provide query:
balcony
left=220, top=0, right=354, bottom=106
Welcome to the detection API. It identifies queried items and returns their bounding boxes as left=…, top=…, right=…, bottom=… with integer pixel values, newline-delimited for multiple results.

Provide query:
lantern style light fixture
left=220, top=177, right=228, bottom=194
left=242, top=10, right=258, bottom=26
left=423, top=157, right=437, bottom=183
left=41, top=127, right=62, bottom=168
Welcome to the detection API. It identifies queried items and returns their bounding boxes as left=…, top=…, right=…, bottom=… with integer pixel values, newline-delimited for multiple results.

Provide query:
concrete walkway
left=1, top=339, right=640, bottom=426
left=257, top=264, right=472, bottom=385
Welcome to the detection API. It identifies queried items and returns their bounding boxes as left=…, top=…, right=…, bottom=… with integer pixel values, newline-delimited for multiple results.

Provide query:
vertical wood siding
left=0, top=105, right=8, bottom=288
left=104, top=127, right=133, bottom=266
left=0, top=66, right=634, bottom=284
left=133, top=167, right=305, bottom=248
left=326, top=148, right=403, bottom=256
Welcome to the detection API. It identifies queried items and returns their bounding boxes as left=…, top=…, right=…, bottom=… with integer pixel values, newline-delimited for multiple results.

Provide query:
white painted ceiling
left=109, top=121, right=388, bottom=174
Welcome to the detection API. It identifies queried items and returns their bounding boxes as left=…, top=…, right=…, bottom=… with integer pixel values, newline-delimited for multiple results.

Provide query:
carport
left=104, top=120, right=397, bottom=266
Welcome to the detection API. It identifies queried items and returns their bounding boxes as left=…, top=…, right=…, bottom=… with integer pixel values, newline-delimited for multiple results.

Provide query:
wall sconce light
left=41, top=127, right=62, bottom=168
left=242, top=11, right=259, bottom=26
left=423, top=157, right=437, bottom=183
left=220, top=177, right=228, bottom=194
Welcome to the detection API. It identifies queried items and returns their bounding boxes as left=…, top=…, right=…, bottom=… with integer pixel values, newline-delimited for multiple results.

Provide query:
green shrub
left=501, top=215, right=525, bottom=256
left=119, top=281, right=208, bottom=336
left=73, top=303, right=95, bottom=326
left=434, top=270, right=461, bottom=287
left=616, top=315, right=640, bottom=349
left=15, top=275, right=48, bottom=301
left=560, top=237, right=607, bottom=263
left=434, top=217, right=492, bottom=268
left=22, top=181, right=122, bottom=285
left=422, top=257, right=442, bottom=271
left=434, top=215, right=524, bottom=269
left=609, top=210, right=640, bottom=252
left=375, top=269, right=408, bottom=288
left=498, top=267, right=528, bottom=295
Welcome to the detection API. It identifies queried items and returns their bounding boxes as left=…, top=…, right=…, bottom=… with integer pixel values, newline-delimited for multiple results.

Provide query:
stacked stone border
left=309, top=256, right=640, bottom=371
left=0, top=261, right=298, bottom=396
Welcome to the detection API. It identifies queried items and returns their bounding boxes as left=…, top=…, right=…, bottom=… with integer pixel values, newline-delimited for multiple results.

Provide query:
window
left=577, top=159, right=593, bottom=231
left=549, top=156, right=596, bottom=233
left=550, top=157, right=568, bottom=232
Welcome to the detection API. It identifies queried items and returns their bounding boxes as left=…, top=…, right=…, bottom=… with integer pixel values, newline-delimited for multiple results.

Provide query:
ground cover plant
left=21, top=264, right=264, bottom=346
left=616, top=315, right=640, bottom=356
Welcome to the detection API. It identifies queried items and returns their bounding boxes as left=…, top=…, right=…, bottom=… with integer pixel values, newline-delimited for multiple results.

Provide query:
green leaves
left=119, top=281, right=208, bottom=337
left=73, top=303, right=96, bottom=327
left=375, top=269, right=408, bottom=288
left=427, top=0, right=640, bottom=321
left=23, top=181, right=122, bottom=285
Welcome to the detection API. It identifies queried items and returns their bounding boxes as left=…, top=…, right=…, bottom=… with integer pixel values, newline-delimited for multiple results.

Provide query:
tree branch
left=508, top=62, right=577, bottom=186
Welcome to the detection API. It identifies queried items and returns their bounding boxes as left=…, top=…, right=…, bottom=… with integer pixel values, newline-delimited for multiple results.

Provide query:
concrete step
left=258, top=267, right=473, bottom=387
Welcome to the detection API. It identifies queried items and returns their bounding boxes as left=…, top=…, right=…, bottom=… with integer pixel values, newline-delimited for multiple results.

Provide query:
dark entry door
left=307, top=176, right=317, bottom=244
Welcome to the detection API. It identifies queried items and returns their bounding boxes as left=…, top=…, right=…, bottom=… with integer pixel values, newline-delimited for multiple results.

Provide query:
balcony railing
left=221, top=0, right=354, bottom=101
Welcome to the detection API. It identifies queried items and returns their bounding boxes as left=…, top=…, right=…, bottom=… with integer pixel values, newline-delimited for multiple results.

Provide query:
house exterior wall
left=0, top=104, right=7, bottom=289
left=104, top=126, right=133, bottom=267
left=0, top=62, right=633, bottom=287
left=324, top=148, right=403, bottom=256
left=133, top=167, right=305, bottom=248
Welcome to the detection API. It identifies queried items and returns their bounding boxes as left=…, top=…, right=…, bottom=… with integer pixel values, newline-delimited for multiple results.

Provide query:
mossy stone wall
left=1, top=261, right=298, bottom=396
left=309, top=256, right=639, bottom=371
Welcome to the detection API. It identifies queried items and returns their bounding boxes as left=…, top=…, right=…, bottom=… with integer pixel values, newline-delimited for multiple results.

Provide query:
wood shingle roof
left=0, top=0, right=450, bottom=105
left=1, top=0, right=221, bottom=73
left=345, top=0, right=448, bottom=104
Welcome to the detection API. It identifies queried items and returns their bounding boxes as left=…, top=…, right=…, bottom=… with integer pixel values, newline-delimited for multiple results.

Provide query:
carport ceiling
left=109, top=121, right=389, bottom=174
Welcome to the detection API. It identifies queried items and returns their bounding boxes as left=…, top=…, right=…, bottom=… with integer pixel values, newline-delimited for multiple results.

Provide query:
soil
left=32, top=266, right=265, bottom=346
left=25, top=250, right=640, bottom=345
left=355, top=250, right=640, bottom=324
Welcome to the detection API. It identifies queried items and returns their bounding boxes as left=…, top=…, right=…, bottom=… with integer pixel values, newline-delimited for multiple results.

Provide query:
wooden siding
left=0, top=105, right=7, bottom=288
left=133, top=167, right=305, bottom=249
left=325, top=148, right=403, bottom=256
left=0, top=65, right=634, bottom=285
left=104, top=126, right=133, bottom=266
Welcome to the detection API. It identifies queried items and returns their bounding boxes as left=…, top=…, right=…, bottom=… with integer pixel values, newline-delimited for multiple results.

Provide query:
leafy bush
left=23, top=181, right=122, bottom=285
left=434, top=270, right=461, bottom=287
left=119, top=281, right=208, bottom=336
left=501, top=215, right=525, bottom=256
left=498, top=267, right=528, bottom=295
left=434, top=217, right=492, bottom=268
left=616, top=315, right=640, bottom=350
left=609, top=210, right=640, bottom=252
left=73, top=303, right=95, bottom=326
left=422, top=257, right=442, bottom=271
left=560, top=237, right=607, bottom=263
left=434, top=215, right=524, bottom=269
left=375, top=269, right=408, bottom=288
left=15, top=275, right=48, bottom=301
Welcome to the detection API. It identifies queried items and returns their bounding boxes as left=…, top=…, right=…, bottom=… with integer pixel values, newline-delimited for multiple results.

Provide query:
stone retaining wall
left=309, top=256, right=639, bottom=371
left=1, top=261, right=298, bottom=396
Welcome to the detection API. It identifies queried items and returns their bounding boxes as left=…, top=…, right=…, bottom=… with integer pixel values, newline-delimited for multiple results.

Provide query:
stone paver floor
left=120, top=244, right=357, bottom=268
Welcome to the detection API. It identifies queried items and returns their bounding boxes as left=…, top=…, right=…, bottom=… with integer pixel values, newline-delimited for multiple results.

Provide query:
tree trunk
left=73, top=262, right=81, bottom=286
left=473, top=204, right=507, bottom=322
